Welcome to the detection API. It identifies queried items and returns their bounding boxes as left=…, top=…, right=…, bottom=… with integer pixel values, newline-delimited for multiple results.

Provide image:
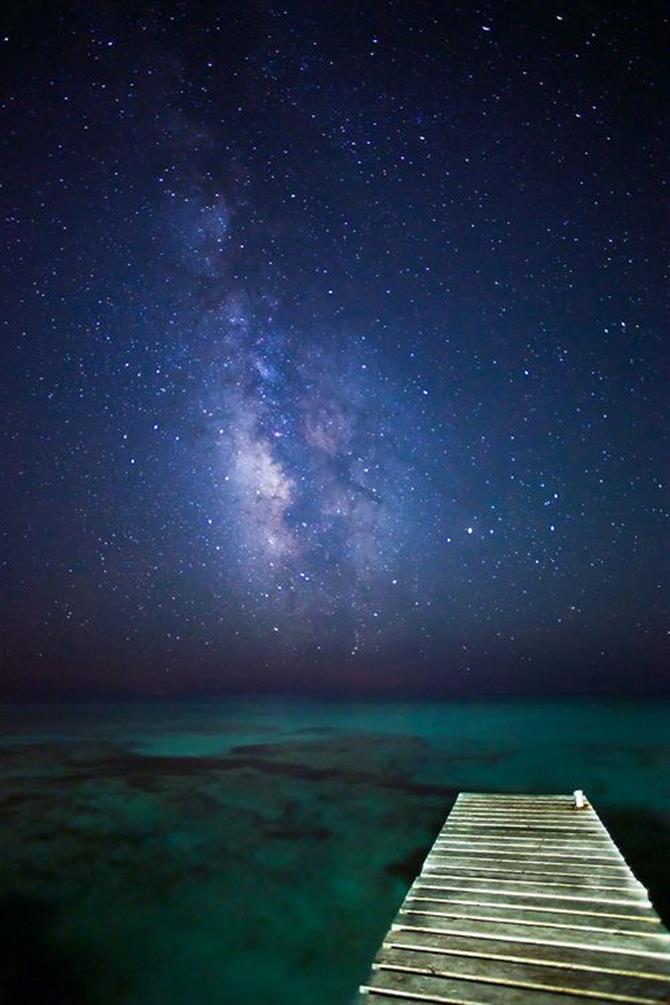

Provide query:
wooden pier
left=359, top=792, right=670, bottom=1004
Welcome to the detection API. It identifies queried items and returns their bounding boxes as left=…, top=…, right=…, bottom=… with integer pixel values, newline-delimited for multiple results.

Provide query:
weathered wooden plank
left=362, top=966, right=664, bottom=1004
left=445, top=821, right=603, bottom=829
left=424, top=865, right=636, bottom=886
left=360, top=992, right=480, bottom=1005
left=384, top=928, right=670, bottom=977
left=436, top=833, right=614, bottom=845
left=453, top=798, right=591, bottom=805
left=374, top=945, right=670, bottom=1000
left=394, top=910, right=670, bottom=957
left=447, top=817, right=601, bottom=827
left=427, top=851, right=631, bottom=873
left=359, top=995, right=442, bottom=1005
left=421, top=860, right=643, bottom=883
left=449, top=805, right=602, bottom=813
left=426, top=858, right=631, bottom=877
left=419, top=868, right=642, bottom=892
left=429, top=848, right=628, bottom=866
left=434, top=836, right=623, bottom=850
left=438, top=834, right=607, bottom=849
left=443, top=827, right=606, bottom=837
left=419, top=861, right=640, bottom=881
left=434, top=835, right=622, bottom=855
left=427, top=857, right=631, bottom=878
left=446, top=819, right=596, bottom=824
left=447, top=808, right=601, bottom=816
left=412, top=881, right=656, bottom=914
left=414, top=873, right=653, bottom=899
left=417, top=864, right=640, bottom=885
left=403, top=893, right=663, bottom=932
left=447, top=816, right=598, bottom=823
left=451, top=809, right=586, bottom=817
left=444, top=826, right=604, bottom=834
left=432, top=847, right=623, bottom=860
left=457, top=794, right=571, bottom=801
left=438, top=827, right=608, bottom=837
left=431, top=860, right=628, bottom=876
left=437, top=831, right=622, bottom=847
left=404, top=903, right=662, bottom=937
left=437, top=829, right=617, bottom=842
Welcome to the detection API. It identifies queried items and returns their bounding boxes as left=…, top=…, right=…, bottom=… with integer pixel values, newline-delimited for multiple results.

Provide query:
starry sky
left=2, top=1, right=668, bottom=697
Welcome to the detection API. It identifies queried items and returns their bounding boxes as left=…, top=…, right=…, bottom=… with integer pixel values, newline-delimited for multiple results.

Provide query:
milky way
left=2, top=1, right=667, bottom=693
left=177, top=191, right=428, bottom=653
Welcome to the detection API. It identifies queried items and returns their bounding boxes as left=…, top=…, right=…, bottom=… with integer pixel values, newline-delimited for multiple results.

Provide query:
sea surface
left=1, top=698, right=669, bottom=1004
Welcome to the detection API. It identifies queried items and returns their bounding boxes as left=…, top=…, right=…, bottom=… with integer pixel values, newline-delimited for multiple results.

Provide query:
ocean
left=1, top=698, right=668, bottom=1004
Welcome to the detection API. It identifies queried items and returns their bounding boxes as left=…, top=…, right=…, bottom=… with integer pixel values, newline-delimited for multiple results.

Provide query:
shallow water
left=1, top=698, right=668, bottom=1004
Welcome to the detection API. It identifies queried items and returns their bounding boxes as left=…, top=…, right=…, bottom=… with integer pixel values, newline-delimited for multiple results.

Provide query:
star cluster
left=1, top=1, right=667, bottom=694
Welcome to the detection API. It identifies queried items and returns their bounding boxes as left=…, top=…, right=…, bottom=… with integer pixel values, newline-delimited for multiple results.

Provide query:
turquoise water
left=1, top=698, right=669, bottom=1004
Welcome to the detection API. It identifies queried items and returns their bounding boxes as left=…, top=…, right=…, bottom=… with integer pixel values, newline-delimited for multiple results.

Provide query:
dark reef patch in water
left=599, top=806, right=670, bottom=922
left=231, top=741, right=513, bottom=766
left=265, top=825, right=332, bottom=840
left=0, top=794, right=39, bottom=810
left=578, top=742, right=670, bottom=769
left=0, top=891, right=95, bottom=1005
left=384, top=844, right=434, bottom=883
left=5, top=739, right=458, bottom=801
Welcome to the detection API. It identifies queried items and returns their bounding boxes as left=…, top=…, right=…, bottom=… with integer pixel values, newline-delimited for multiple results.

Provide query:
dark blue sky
left=2, top=1, right=668, bottom=696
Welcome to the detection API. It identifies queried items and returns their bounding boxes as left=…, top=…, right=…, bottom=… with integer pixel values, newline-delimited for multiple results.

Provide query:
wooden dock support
left=359, top=792, right=670, bottom=1004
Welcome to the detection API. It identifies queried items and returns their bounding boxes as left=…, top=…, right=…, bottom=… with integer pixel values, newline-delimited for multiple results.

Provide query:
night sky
left=2, top=1, right=668, bottom=697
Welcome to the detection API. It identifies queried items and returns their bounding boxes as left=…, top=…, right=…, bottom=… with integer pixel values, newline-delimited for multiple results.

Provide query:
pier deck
left=359, top=792, right=670, bottom=1004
